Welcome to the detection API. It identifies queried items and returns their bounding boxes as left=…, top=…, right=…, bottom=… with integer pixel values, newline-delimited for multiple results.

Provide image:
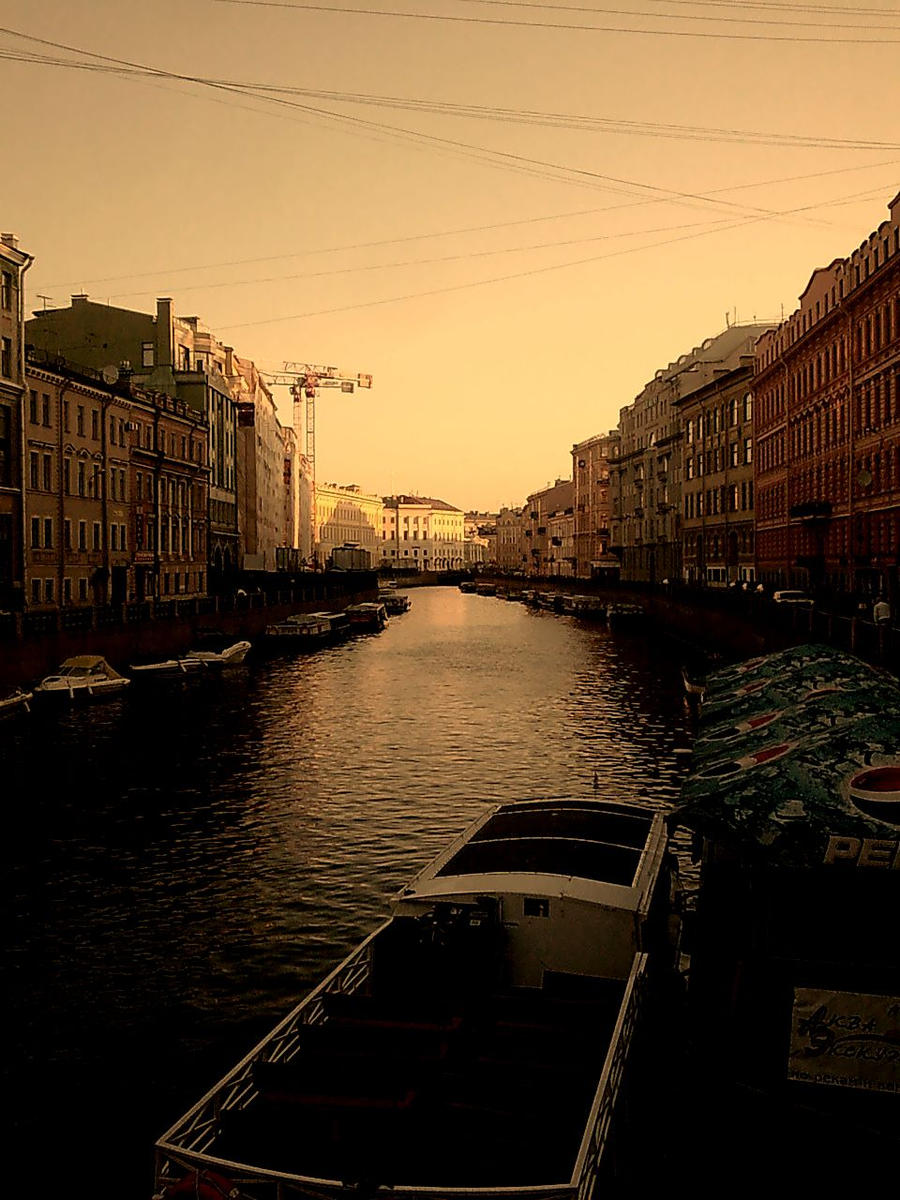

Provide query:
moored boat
left=606, top=603, right=646, bottom=631
left=34, top=655, right=130, bottom=701
left=344, top=602, right=387, bottom=632
left=129, top=657, right=205, bottom=680
left=263, top=614, right=332, bottom=649
left=563, top=594, right=607, bottom=619
left=184, top=641, right=252, bottom=667
left=154, top=795, right=677, bottom=1200
left=0, top=687, right=33, bottom=716
left=307, top=611, right=352, bottom=641
left=378, top=589, right=412, bottom=614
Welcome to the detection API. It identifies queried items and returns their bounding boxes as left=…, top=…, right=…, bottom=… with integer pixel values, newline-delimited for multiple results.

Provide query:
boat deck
left=212, top=940, right=625, bottom=1188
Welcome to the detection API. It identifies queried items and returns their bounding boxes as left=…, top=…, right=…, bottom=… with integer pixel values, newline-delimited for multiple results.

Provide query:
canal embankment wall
left=0, top=571, right=379, bottom=690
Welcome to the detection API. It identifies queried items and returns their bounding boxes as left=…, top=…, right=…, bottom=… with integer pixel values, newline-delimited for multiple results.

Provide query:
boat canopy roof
left=55, top=655, right=123, bottom=677
left=396, top=796, right=666, bottom=910
left=673, top=644, right=900, bottom=867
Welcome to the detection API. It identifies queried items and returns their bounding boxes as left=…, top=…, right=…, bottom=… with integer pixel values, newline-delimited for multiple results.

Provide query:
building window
left=744, top=393, right=753, bottom=422
left=91, top=409, right=99, bottom=439
left=78, top=520, right=86, bottom=551
left=0, top=337, right=11, bottom=378
left=142, top=341, right=154, bottom=367
left=30, top=516, right=40, bottom=548
left=63, top=401, right=69, bottom=432
left=76, top=405, right=85, bottom=436
left=64, top=519, right=72, bottom=550
left=43, top=517, right=53, bottom=548
left=110, top=524, right=118, bottom=551
left=92, top=522, right=101, bottom=551
left=78, top=577, right=87, bottom=602
left=42, top=394, right=50, bottom=426
left=43, top=454, right=52, bottom=491
left=77, top=461, right=85, bottom=496
left=30, top=451, right=39, bottom=489
left=0, top=270, right=12, bottom=310
left=44, top=578, right=54, bottom=603
left=63, top=458, right=71, bottom=495
left=524, top=897, right=550, bottom=918
left=63, top=577, right=72, bottom=604
left=744, top=438, right=753, bottom=464
left=119, top=523, right=126, bottom=550
left=29, top=390, right=37, bottom=423
left=31, top=578, right=41, bottom=604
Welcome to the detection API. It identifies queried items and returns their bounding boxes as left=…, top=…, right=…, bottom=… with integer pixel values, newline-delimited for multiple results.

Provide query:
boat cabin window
left=523, top=897, right=550, bottom=918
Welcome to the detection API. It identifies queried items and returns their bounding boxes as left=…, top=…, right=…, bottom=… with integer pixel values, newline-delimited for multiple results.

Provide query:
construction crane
left=262, top=362, right=373, bottom=565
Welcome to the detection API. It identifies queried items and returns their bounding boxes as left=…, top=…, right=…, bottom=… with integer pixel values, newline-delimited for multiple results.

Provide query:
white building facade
left=315, top=482, right=382, bottom=566
left=380, top=494, right=465, bottom=571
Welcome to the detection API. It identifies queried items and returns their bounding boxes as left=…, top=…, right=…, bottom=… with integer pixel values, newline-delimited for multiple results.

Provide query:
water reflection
left=3, top=586, right=693, bottom=1199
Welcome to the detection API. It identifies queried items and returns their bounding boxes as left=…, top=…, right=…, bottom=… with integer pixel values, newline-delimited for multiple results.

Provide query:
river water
left=3, top=586, right=695, bottom=1199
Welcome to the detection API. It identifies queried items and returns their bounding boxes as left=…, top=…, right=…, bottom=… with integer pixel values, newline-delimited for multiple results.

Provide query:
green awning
left=674, top=645, right=900, bottom=867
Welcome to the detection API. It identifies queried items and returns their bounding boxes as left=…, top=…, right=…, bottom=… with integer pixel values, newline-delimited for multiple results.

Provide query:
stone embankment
left=0, top=571, right=379, bottom=690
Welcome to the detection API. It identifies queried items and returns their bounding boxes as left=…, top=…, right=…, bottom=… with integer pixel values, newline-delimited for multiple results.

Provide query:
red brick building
left=754, top=192, right=900, bottom=599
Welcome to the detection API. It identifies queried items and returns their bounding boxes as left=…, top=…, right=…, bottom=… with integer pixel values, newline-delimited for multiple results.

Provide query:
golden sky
left=3, top=0, right=899, bottom=510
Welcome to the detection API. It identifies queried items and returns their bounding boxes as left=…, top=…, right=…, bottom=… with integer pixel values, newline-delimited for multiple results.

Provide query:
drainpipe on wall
left=16, top=248, right=34, bottom=612
left=56, top=379, right=68, bottom=607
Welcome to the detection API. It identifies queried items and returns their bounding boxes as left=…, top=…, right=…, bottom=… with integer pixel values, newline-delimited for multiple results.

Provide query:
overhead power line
left=212, top=0, right=900, bottom=44
left=4, top=46, right=896, bottom=152
left=213, top=184, right=891, bottom=331
left=1, top=24, right=860, bottom=233
left=454, top=0, right=900, bottom=31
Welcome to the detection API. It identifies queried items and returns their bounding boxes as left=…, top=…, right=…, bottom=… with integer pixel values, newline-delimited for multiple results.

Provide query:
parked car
left=772, top=589, right=814, bottom=608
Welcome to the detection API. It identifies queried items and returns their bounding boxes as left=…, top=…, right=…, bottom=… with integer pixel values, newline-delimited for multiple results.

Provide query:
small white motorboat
left=0, top=688, right=33, bottom=717
left=129, top=657, right=206, bottom=680
left=34, top=655, right=130, bottom=701
left=183, top=640, right=252, bottom=667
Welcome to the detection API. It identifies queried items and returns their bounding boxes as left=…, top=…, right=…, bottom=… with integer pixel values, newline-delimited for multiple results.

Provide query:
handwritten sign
left=788, top=988, right=900, bottom=1093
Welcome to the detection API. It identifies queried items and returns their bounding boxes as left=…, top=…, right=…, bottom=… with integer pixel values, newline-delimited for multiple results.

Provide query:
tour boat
left=183, top=641, right=252, bottom=667
left=344, top=602, right=387, bottom=632
left=154, top=795, right=676, bottom=1200
left=33, top=655, right=130, bottom=701
left=308, top=611, right=352, bottom=641
left=263, top=615, right=332, bottom=649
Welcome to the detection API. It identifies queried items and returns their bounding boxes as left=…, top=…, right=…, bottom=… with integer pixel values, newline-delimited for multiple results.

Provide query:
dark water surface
left=3, top=587, right=694, bottom=1198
